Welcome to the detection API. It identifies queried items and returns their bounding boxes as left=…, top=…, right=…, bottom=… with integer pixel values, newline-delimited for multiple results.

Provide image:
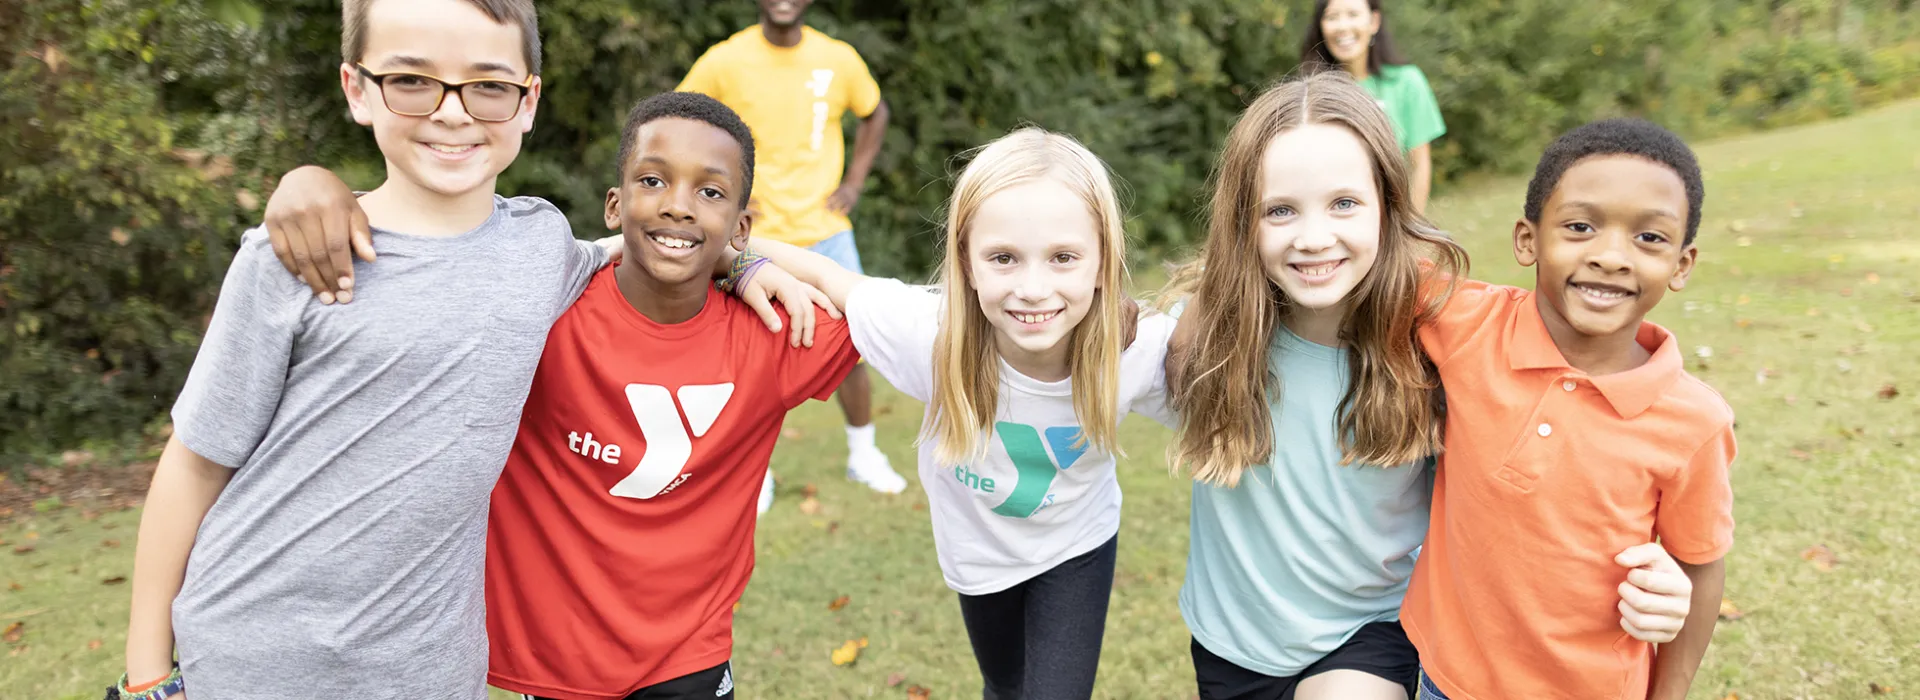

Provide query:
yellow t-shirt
left=678, top=26, right=882, bottom=246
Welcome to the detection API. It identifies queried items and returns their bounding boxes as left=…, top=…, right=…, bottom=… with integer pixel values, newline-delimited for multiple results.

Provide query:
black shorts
left=522, top=660, right=734, bottom=700
left=1191, top=621, right=1419, bottom=700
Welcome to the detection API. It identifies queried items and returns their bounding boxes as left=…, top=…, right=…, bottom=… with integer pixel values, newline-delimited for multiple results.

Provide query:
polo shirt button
left=1563, top=381, right=1577, bottom=391
left=1538, top=423, right=1553, bottom=437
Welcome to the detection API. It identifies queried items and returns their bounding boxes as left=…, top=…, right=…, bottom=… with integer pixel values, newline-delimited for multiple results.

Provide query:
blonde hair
left=1166, top=71, right=1468, bottom=487
left=926, top=127, right=1130, bottom=466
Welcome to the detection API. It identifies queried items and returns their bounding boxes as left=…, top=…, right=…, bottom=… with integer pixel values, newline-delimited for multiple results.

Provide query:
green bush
left=1, top=0, right=258, bottom=464
left=3, top=0, right=1918, bottom=461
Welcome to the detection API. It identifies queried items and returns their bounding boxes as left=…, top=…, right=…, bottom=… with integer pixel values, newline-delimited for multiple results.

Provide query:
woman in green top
left=1300, top=0, right=1445, bottom=214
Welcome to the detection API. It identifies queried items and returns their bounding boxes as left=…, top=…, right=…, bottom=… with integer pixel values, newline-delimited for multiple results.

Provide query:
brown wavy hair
left=1165, top=72, right=1466, bottom=487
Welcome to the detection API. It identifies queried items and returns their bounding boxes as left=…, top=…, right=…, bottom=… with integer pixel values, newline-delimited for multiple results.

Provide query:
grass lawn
left=4, top=100, right=1917, bottom=700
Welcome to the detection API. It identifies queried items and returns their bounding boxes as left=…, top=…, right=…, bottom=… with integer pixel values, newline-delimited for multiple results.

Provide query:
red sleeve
left=779, top=306, right=862, bottom=409
left=1655, top=424, right=1737, bottom=564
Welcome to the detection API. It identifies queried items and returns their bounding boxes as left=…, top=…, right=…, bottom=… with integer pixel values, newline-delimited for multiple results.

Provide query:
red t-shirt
left=485, top=267, right=859, bottom=700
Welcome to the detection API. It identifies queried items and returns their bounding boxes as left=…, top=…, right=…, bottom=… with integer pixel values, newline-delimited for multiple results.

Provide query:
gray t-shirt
left=169, top=195, right=605, bottom=698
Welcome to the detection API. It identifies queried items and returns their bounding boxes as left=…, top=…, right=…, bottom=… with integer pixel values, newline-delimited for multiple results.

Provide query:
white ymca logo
left=806, top=69, right=835, bottom=97
left=606, top=383, right=735, bottom=500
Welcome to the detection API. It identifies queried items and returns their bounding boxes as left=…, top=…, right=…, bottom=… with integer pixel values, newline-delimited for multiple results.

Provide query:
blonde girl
left=754, top=127, right=1174, bottom=699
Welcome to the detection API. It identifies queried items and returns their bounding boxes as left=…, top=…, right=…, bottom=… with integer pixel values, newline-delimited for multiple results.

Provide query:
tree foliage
left=3, top=0, right=1916, bottom=461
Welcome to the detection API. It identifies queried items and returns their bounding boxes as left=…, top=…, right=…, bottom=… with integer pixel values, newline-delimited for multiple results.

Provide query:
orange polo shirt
left=1403, top=277, right=1736, bottom=700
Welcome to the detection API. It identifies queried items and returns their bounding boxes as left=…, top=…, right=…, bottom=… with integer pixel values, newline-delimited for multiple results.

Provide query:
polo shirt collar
left=1508, top=292, right=1682, bottom=419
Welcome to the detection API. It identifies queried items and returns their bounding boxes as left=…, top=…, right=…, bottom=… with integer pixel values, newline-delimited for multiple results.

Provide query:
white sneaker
left=757, top=471, right=776, bottom=516
left=846, top=449, right=908, bottom=494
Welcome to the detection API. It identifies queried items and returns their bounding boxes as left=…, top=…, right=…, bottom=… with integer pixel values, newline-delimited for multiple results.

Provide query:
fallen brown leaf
left=1870, top=682, right=1893, bottom=694
left=25, top=532, right=38, bottom=540
left=101, top=539, right=120, bottom=549
left=2, top=621, right=21, bottom=643
left=886, top=672, right=907, bottom=687
left=87, top=639, right=101, bottom=651
left=6, top=582, right=20, bottom=591
left=1720, top=694, right=1739, bottom=700
left=1879, top=384, right=1900, bottom=400
left=11, top=546, right=33, bottom=555
left=1717, top=598, right=1744, bottom=620
left=802, top=484, right=820, bottom=498
left=907, top=685, right=932, bottom=700
left=828, top=595, right=851, bottom=611
left=798, top=497, right=822, bottom=515
left=1866, top=272, right=1881, bottom=284
left=912, top=502, right=926, bottom=511
left=101, top=576, right=126, bottom=586
left=7, top=644, right=25, bottom=656
left=1801, top=545, right=1837, bottom=571
left=782, top=427, right=801, bottom=439
left=1789, top=449, right=1812, bottom=461
left=827, top=521, right=841, bottom=534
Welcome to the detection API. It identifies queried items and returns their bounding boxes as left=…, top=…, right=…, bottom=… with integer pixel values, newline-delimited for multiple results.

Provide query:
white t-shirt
left=845, top=278, right=1176, bottom=594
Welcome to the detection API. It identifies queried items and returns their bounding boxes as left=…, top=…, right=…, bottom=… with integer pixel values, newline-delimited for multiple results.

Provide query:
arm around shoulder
left=749, top=238, right=869, bottom=311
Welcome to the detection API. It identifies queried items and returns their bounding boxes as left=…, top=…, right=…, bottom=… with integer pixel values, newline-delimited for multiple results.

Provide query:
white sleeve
left=843, top=277, right=942, bottom=403
left=1125, top=312, right=1179, bottom=429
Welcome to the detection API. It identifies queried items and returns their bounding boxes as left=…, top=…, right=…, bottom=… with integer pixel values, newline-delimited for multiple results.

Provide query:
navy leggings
left=956, top=535, right=1119, bottom=700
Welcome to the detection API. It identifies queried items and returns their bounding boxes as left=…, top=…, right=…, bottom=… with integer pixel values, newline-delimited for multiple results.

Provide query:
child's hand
left=597, top=235, right=623, bottom=263
left=1615, top=542, right=1694, bottom=643
left=738, top=262, right=839, bottom=348
left=264, top=166, right=373, bottom=304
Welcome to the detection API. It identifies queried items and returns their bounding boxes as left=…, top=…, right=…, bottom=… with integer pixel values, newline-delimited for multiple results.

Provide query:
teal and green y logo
left=989, top=422, right=1088, bottom=518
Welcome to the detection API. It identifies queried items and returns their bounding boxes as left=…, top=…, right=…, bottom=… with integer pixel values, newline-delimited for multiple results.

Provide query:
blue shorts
left=1416, top=669, right=1450, bottom=700
left=807, top=230, right=864, bottom=275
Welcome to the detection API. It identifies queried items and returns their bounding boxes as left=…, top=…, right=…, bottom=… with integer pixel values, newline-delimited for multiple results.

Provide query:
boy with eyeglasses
left=111, top=1, right=804, bottom=697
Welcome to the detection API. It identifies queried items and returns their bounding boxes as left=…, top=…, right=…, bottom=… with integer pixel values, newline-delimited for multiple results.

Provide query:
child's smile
left=1520, top=154, right=1697, bottom=363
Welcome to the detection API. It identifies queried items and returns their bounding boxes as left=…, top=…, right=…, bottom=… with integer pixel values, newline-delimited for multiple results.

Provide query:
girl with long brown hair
left=752, top=126, right=1176, bottom=699
left=1163, top=71, right=1464, bottom=700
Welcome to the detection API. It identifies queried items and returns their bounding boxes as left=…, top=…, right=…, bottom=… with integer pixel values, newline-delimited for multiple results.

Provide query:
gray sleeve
left=556, top=237, right=610, bottom=317
left=170, top=230, right=306, bottom=468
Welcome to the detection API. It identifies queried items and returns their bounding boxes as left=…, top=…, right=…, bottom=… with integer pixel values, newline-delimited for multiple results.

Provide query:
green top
left=1358, top=63, right=1445, bottom=152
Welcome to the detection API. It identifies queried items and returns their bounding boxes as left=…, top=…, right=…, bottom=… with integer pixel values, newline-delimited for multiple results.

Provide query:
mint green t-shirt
left=1359, top=63, right=1446, bottom=152
left=1179, top=324, right=1435, bottom=677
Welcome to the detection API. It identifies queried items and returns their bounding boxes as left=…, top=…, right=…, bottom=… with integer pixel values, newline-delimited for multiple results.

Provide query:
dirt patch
left=0, top=462, right=152, bottom=524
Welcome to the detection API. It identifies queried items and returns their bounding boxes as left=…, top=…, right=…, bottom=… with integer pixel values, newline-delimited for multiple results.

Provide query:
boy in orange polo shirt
left=1405, top=119, right=1733, bottom=700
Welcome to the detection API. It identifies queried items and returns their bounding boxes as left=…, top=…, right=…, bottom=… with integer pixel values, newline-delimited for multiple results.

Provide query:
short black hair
left=1524, top=118, right=1705, bottom=245
left=613, top=92, right=756, bottom=205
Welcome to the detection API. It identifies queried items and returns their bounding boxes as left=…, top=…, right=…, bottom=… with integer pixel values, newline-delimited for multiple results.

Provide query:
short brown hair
left=342, top=0, right=542, bottom=75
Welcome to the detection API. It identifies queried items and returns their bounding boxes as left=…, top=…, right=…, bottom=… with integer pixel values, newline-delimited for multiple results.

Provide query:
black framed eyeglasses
left=355, top=63, right=534, bottom=123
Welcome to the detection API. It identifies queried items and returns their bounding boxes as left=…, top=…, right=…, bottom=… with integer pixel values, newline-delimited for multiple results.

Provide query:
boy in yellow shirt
left=679, top=0, right=904, bottom=507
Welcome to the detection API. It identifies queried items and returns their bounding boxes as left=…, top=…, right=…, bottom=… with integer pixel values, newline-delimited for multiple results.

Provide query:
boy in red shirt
left=482, top=92, right=858, bottom=700
left=1406, top=119, right=1733, bottom=700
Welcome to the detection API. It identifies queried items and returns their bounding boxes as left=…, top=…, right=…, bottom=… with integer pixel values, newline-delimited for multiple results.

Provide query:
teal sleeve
left=1395, top=65, right=1446, bottom=150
